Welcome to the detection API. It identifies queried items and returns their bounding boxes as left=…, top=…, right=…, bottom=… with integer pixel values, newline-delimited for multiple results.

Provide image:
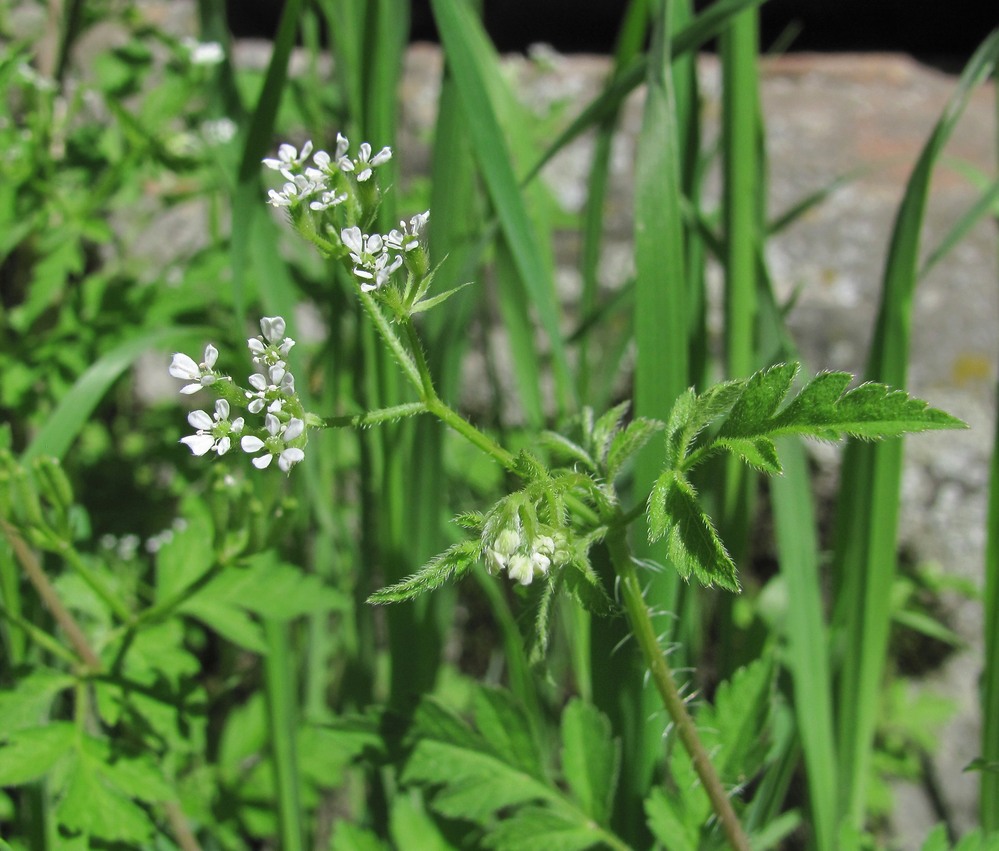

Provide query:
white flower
left=184, top=38, right=225, bottom=66
left=266, top=173, right=322, bottom=208
left=245, top=363, right=296, bottom=414
left=263, top=141, right=314, bottom=174
left=247, top=315, right=295, bottom=367
left=340, top=227, right=403, bottom=291
left=241, top=414, right=306, bottom=472
left=507, top=554, right=537, bottom=586
left=385, top=210, right=430, bottom=253
left=180, top=399, right=244, bottom=457
left=169, top=345, right=219, bottom=394
left=310, top=190, right=348, bottom=211
left=201, top=117, right=237, bottom=145
left=339, top=141, right=392, bottom=182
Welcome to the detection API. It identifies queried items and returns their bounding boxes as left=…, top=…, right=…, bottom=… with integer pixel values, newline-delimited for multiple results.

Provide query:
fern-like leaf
left=367, top=540, right=481, bottom=604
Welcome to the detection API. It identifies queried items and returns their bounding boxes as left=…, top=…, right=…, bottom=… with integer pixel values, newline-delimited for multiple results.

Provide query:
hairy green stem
left=321, top=401, right=428, bottom=429
left=605, top=524, right=750, bottom=851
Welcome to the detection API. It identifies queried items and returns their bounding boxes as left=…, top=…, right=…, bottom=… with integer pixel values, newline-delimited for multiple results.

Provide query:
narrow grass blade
left=717, top=4, right=763, bottom=564
left=770, top=439, right=838, bottom=851
left=919, top=175, right=999, bottom=280
left=981, top=73, right=999, bottom=834
left=833, top=29, right=999, bottom=829
left=521, top=0, right=768, bottom=187
left=229, top=0, right=306, bottom=327
left=430, top=0, right=578, bottom=415
left=21, top=326, right=213, bottom=463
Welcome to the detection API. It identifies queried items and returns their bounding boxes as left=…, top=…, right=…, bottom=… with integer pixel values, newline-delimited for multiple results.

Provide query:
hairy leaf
left=605, top=417, right=665, bottom=480
left=647, top=472, right=739, bottom=592
left=717, top=366, right=965, bottom=442
left=367, top=540, right=481, bottom=603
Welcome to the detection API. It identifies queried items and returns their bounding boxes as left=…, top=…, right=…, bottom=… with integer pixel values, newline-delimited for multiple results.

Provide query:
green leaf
left=560, top=700, right=618, bottom=825
left=645, top=787, right=698, bottom=851
left=474, top=688, right=544, bottom=780
left=717, top=362, right=798, bottom=439
left=717, top=366, right=966, bottom=443
left=179, top=597, right=268, bottom=654
left=539, top=431, right=597, bottom=472
left=186, top=550, right=346, bottom=623
left=605, top=417, right=665, bottom=480
left=484, top=806, right=607, bottom=851
left=331, top=823, right=390, bottom=851
left=647, top=472, right=739, bottom=592
left=155, top=505, right=215, bottom=604
left=368, top=539, right=481, bottom=604
left=56, top=748, right=153, bottom=844
left=591, top=401, right=632, bottom=461
left=0, top=723, right=76, bottom=785
left=0, top=669, right=75, bottom=734
left=716, top=436, right=781, bottom=474
left=403, top=696, right=561, bottom=824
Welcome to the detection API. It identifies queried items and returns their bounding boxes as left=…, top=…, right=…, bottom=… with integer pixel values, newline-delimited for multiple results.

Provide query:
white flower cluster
left=340, top=211, right=430, bottom=292
left=483, top=524, right=557, bottom=587
left=169, top=317, right=308, bottom=473
left=263, top=136, right=390, bottom=210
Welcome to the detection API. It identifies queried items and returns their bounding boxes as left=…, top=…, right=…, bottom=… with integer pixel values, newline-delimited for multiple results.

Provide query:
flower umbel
left=170, top=316, right=310, bottom=474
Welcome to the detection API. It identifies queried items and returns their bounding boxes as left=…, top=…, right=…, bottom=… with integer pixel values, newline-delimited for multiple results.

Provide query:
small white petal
left=341, top=226, right=363, bottom=254
left=181, top=434, right=216, bottom=456
left=247, top=398, right=265, bottom=413
left=283, top=418, right=305, bottom=441
left=179, top=383, right=203, bottom=395
left=248, top=373, right=268, bottom=391
left=203, top=344, right=219, bottom=368
left=216, top=437, right=231, bottom=455
left=252, top=454, right=274, bottom=469
left=248, top=338, right=266, bottom=356
left=188, top=410, right=214, bottom=430
left=231, top=417, right=245, bottom=433
left=169, top=353, right=200, bottom=380
left=241, top=436, right=266, bottom=453
left=278, top=448, right=305, bottom=472
left=214, top=399, right=230, bottom=419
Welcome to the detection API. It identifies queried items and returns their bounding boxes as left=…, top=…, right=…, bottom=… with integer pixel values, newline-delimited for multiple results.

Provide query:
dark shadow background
left=227, top=0, right=999, bottom=65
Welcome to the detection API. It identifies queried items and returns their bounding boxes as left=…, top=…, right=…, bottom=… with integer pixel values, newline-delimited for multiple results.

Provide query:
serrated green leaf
left=560, top=700, right=618, bottom=825
left=484, top=805, right=607, bottom=851
left=94, top=752, right=174, bottom=805
left=404, top=737, right=557, bottom=823
left=605, top=417, right=665, bottom=480
left=404, top=696, right=563, bottom=824
left=563, top=554, right=614, bottom=618
left=647, top=472, right=739, bottom=592
left=706, top=658, right=774, bottom=781
left=715, top=436, right=781, bottom=474
left=368, top=540, right=481, bottom=604
left=0, top=670, right=75, bottom=734
left=645, top=787, right=698, bottom=851
left=0, top=723, right=76, bottom=785
left=474, top=688, right=544, bottom=780
left=716, top=366, right=966, bottom=443
left=57, top=750, right=153, bottom=844
left=717, top=362, right=799, bottom=439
